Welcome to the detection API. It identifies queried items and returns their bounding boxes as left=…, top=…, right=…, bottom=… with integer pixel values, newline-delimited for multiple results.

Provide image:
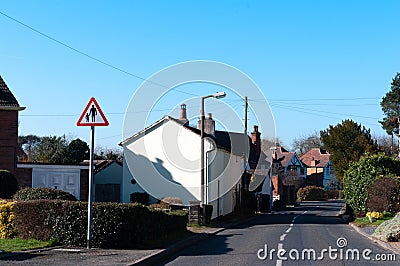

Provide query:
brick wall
left=80, top=169, right=89, bottom=201
left=15, top=167, right=32, bottom=188
left=0, top=110, right=18, bottom=175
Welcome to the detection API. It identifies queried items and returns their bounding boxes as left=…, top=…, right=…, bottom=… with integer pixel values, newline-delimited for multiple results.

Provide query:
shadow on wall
left=124, top=149, right=198, bottom=205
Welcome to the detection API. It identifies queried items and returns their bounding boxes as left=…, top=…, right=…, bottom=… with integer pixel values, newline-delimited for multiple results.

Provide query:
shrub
left=297, top=186, right=327, bottom=201
left=326, top=190, right=340, bottom=199
left=13, top=187, right=77, bottom=201
left=13, top=200, right=188, bottom=248
left=366, top=177, right=400, bottom=214
left=0, top=200, right=15, bottom=238
left=0, top=170, right=19, bottom=199
left=130, top=192, right=149, bottom=205
left=343, top=153, right=400, bottom=214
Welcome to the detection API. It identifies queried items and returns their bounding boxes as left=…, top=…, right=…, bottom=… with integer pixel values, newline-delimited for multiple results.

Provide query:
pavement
left=349, top=223, right=400, bottom=256
left=1, top=203, right=399, bottom=265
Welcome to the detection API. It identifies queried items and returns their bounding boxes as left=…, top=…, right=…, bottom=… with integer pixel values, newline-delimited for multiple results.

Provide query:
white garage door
left=32, top=169, right=80, bottom=200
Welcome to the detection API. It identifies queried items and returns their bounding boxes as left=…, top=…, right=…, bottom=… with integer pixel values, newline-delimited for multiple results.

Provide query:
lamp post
left=269, top=146, right=277, bottom=212
left=200, top=92, right=226, bottom=215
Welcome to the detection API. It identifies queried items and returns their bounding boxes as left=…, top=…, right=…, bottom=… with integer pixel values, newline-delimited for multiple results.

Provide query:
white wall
left=122, top=119, right=244, bottom=219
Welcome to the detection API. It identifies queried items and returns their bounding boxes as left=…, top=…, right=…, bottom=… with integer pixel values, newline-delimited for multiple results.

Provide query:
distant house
left=271, top=147, right=305, bottom=204
left=0, top=75, right=25, bottom=176
left=300, top=148, right=337, bottom=190
left=120, top=105, right=270, bottom=219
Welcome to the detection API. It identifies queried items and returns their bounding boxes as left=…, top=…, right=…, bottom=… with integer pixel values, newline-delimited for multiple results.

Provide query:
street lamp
left=200, top=92, right=226, bottom=212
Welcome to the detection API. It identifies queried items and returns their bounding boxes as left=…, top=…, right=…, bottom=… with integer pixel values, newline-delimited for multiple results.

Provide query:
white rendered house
left=120, top=110, right=247, bottom=219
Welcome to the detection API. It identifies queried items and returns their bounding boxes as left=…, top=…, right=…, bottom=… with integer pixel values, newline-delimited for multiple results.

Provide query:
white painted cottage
left=120, top=106, right=251, bottom=219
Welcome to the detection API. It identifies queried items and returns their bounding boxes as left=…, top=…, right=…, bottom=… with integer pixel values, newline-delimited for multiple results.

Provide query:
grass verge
left=0, top=238, right=56, bottom=252
left=352, top=216, right=394, bottom=228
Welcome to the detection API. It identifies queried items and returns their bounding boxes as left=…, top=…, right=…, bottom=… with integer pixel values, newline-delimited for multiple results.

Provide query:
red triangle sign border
left=77, top=97, right=109, bottom=126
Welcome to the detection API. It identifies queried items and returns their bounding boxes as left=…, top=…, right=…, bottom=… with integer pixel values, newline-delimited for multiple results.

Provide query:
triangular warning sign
left=77, top=97, right=109, bottom=126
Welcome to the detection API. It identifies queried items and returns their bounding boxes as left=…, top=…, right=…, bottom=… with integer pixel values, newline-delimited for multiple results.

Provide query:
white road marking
left=276, top=260, right=282, bottom=266
left=286, top=227, right=292, bottom=233
left=290, top=223, right=294, bottom=227
left=280, top=234, right=286, bottom=241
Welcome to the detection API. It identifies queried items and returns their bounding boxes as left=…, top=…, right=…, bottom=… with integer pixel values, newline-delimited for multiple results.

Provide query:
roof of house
left=274, top=146, right=297, bottom=167
left=120, top=115, right=250, bottom=157
left=300, top=148, right=331, bottom=168
left=0, top=75, right=24, bottom=110
left=81, top=159, right=123, bottom=174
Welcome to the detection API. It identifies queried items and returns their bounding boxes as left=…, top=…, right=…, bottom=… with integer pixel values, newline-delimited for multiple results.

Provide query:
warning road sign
left=77, top=97, right=109, bottom=126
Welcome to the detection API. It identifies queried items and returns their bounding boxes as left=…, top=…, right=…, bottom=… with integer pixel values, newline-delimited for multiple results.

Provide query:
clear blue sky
left=1, top=0, right=399, bottom=150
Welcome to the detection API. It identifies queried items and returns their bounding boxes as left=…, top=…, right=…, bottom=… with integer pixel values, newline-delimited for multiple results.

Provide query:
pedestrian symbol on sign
left=77, top=97, right=109, bottom=126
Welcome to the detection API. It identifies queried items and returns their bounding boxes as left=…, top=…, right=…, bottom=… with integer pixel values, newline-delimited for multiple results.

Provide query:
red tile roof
left=300, top=148, right=331, bottom=168
left=273, top=146, right=295, bottom=167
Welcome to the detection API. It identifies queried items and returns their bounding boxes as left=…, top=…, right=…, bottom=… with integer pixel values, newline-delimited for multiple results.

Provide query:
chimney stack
left=251, top=125, right=261, bottom=159
left=197, top=112, right=215, bottom=135
left=179, top=104, right=188, bottom=124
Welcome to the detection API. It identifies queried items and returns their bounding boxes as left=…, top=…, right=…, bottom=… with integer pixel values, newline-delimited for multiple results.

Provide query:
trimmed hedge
left=13, top=187, right=77, bottom=201
left=13, top=200, right=188, bottom=248
left=297, top=186, right=327, bottom=201
left=0, top=170, right=19, bottom=199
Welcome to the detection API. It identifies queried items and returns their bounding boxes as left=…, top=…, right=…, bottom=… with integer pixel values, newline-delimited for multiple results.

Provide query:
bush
left=326, top=190, right=340, bottom=199
left=13, top=187, right=77, bottom=201
left=0, top=170, right=19, bottom=199
left=130, top=192, right=149, bottom=205
left=0, top=200, right=15, bottom=238
left=13, top=200, right=188, bottom=248
left=343, top=153, right=400, bottom=214
left=366, top=177, right=400, bottom=214
left=297, top=186, right=327, bottom=201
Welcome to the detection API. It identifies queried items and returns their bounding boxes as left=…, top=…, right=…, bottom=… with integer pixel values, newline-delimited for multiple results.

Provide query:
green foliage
left=366, top=177, right=400, bottom=214
left=13, top=187, right=77, bottom=201
left=320, top=119, right=378, bottom=183
left=0, top=170, right=19, bottom=199
left=343, top=153, right=400, bottom=214
left=297, top=186, right=327, bottom=201
left=18, top=135, right=90, bottom=163
left=379, top=73, right=400, bottom=135
left=13, top=200, right=188, bottom=248
left=0, top=238, right=55, bottom=252
left=67, top=138, right=89, bottom=163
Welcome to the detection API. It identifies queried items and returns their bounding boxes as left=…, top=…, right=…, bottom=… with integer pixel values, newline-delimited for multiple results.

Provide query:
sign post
left=77, top=97, right=109, bottom=249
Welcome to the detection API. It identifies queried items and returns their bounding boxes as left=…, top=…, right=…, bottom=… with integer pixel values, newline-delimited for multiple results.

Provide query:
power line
left=0, top=10, right=198, bottom=97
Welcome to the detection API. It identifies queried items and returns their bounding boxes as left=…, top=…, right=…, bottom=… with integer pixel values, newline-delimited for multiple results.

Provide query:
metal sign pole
left=87, top=126, right=95, bottom=249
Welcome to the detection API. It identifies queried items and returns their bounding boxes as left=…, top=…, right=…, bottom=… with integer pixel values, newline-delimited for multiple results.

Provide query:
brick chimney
left=179, top=104, right=188, bottom=124
left=251, top=125, right=261, bottom=159
left=197, top=113, right=215, bottom=135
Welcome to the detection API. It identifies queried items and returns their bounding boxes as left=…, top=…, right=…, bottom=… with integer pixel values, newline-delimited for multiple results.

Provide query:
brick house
left=0, top=75, right=25, bottom=176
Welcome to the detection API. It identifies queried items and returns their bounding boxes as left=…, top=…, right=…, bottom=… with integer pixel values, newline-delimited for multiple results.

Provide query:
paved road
left=162, top=201, right=399, bottom=266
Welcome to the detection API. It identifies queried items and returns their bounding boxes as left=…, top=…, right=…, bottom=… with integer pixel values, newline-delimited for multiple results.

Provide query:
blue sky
left=1, top=1, right=399, bottom=150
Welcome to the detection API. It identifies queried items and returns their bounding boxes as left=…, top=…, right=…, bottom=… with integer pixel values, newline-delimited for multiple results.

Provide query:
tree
left=67, top=138, right=89, bottom=163
left=291, top=131, right=323, bottom=155
left=320, top=119, right=378, bottom=184
left=373, top=134, right=398, bottom=157
left=33, top=135, right=69, bottom=163
left=18, top=135, right=41, bottom=161
left=94, top=146, right=122, bottom=160
left=380, top=72, right=400, bottom=156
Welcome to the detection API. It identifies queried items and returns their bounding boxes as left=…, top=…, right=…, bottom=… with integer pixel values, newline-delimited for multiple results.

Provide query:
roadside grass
left=352, top=216, right=394, bottom=228
left=0, top=238, right=56, bottom=252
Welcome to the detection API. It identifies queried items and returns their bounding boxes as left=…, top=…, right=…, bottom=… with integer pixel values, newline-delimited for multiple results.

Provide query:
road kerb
left=349, top=223, right=400, bottom=255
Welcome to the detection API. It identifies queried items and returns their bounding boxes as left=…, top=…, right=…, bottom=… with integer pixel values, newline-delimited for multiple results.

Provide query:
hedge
left=13, top=187, right=77, bottom=201
left=13, top=200, right=187, bottom=248
left=297, top=186, right=327, bottom=201
left=366, top=177, right=400, bottom=214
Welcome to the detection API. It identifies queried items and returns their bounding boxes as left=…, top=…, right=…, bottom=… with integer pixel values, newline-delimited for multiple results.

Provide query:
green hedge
left=297, top=186, right=327, bottom=201
left=13, top=200, right=188, bottom=248
left=13, top=187, right=77, bottom=201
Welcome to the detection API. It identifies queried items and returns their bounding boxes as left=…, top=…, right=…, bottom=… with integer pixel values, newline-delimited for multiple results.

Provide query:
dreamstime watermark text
left=257, top=237, right=397, bottom=262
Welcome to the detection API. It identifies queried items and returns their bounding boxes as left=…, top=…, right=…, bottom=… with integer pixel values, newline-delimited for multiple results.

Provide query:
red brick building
left=0, top=75, right=25, bottom=176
